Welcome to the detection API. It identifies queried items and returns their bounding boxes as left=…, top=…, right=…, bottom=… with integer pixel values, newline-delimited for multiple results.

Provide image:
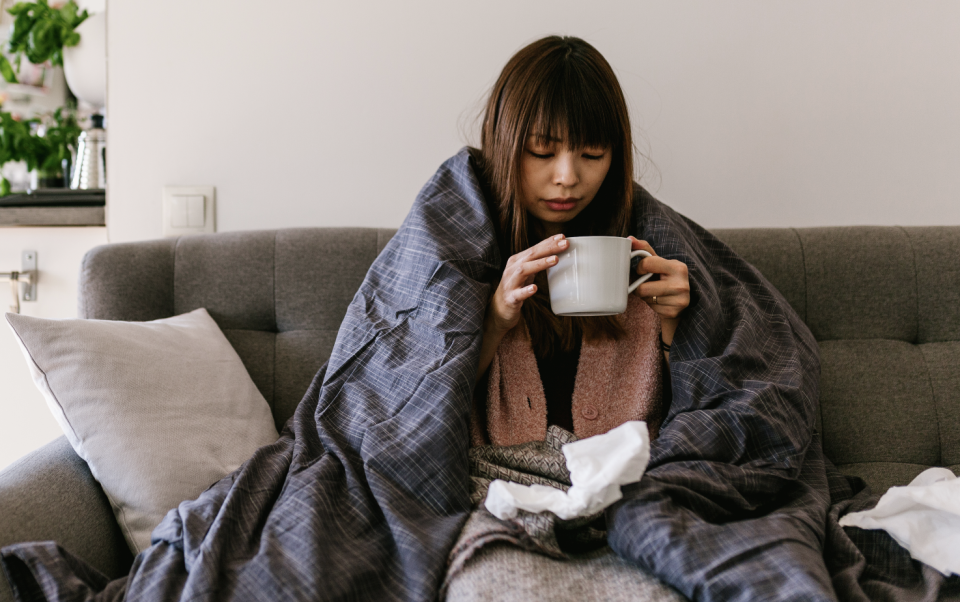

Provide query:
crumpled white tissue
left=484, top=420, right=650, bottom=521
left=838, top=467, right=960, bottom=576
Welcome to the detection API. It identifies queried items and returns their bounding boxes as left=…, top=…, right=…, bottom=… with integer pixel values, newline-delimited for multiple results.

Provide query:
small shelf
left=0, top=205, right=104, bottom=226
left=0, top=189, right=105, bottom=227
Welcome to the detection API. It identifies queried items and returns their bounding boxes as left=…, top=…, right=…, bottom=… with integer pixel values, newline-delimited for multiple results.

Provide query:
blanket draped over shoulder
left=3, top=148, right=952, bottom=602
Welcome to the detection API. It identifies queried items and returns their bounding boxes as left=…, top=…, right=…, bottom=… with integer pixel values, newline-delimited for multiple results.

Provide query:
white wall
left=0, top=228, right=109, bottom=470
left=107, top=0, right=960, bottom=243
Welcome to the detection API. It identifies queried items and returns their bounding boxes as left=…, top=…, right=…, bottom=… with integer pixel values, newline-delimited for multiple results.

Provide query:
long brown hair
left=479, top=36, right=634, bottom=357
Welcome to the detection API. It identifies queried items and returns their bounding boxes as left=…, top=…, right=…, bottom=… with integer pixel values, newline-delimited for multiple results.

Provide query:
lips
left=543, top=197, right=579, bottom=211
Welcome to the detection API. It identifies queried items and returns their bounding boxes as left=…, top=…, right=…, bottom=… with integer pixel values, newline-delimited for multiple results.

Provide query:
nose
left=552, top=152, right=579, bottom=188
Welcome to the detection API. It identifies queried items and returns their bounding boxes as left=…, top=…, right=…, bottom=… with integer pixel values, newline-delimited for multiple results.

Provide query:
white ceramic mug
left=546, top=236, right=653, bottom=316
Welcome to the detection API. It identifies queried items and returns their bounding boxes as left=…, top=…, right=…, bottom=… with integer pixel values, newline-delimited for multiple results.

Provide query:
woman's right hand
left=476, top=233, right=568, bottom=383
left=486, top=233, right=569, bottom=334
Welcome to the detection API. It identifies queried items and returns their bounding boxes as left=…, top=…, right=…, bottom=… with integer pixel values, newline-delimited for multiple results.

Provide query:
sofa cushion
left=273, top=330, right=338, bottom=426
left=222, top=329, right=277, bottom=406
left=275, top=228, right=382, bottom=332
left=921, top=341, right=960, bottom=466
left=819, top=339, right=939, bottom=467
left=78, top=238, right=176, bottom=321
left=5, top=308, right=279, bottom=554
left=174, top=231, right=278, bottom=331
left=906, top=227, right=960, bottom=343
left=799, top=227, right=917, bottom=343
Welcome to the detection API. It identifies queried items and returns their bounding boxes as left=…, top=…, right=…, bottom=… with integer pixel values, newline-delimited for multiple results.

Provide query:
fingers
left=637, top=261, right=690, bottom=297
left=644, top=297, right=684, bottom=319
left=636, top=277, right=690, bottom=319
left=502, top=254, right=557, bottom=290
left=510, top=234, right=569, bottom=266
left=636, top=281, right=686, bottom=300
left=632, top=250, right=691, bottom=319
left=488, top=279, right=537, bottom=333
left=628, top=236, right=658, bottom=257
left=520, top=254, right=558, bottom=278
left=505, top=283, right=537, bottom=306
left=491, top=235, right=570, bottom=333
left=503, top=234, right=569, bottom=288
left=637, top=290, right=686, bottom=319
left=630, top=237, right=662, bottom=275
left=637, top=255, right=677, bottom=275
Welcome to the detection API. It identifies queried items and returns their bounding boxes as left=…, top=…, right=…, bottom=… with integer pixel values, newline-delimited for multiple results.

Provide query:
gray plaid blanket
left=2, top=148, right=956, bottom=601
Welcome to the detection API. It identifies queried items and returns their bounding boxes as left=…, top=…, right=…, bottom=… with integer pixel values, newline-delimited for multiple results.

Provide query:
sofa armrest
left=0, top=436, right=132, bottom=602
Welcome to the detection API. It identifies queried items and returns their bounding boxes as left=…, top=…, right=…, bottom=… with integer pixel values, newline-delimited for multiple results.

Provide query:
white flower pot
left=62, top=11, right=106, bottom=109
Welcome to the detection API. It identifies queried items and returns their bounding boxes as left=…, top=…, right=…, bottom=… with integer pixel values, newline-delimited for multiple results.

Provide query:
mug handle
left=627, top=250, right=654, bottom=294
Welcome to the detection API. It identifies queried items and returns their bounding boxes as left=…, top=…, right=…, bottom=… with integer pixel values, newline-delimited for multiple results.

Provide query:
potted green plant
left=35, top=107, right=82, bottom=187
left=0, top=0, right=90, bottom=194
left=0, top=111, right=42, bottom=195
left=0, top=107, right=82, bottom=195
left=0, top=0, right=88, bottom=84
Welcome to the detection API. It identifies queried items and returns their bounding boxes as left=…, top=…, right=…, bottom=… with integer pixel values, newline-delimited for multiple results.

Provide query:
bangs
left=526, top=58, right=620, bottom=151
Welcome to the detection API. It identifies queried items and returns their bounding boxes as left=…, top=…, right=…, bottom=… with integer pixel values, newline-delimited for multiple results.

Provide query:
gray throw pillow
left=5, top=308, right=279, bottom=553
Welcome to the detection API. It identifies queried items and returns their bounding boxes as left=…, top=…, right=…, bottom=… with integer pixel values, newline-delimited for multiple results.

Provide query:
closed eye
left=527, top=150, right=553, bottom=159
left=583, top=153, right=605, bottom=160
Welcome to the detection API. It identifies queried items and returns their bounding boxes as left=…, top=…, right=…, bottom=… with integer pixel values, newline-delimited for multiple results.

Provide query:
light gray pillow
left=5, top=308, right=279, bottom=554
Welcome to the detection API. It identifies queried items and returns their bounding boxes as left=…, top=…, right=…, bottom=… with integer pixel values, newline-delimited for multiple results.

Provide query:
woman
left=471, top=36, right=690, bottom=446
left=453, top=35, right=828, bottom=601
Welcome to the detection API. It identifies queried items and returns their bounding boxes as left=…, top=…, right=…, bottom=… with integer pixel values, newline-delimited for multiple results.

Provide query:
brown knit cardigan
left=471, top=295, right=664, bottom=447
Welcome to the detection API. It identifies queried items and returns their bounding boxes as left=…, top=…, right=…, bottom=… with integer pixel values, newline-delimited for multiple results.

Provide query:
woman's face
left=519, top=135, right=612, bottom=236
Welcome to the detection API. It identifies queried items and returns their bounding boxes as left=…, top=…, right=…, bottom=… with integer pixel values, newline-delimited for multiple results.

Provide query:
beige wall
left=106, top=0, right=960, bottom=243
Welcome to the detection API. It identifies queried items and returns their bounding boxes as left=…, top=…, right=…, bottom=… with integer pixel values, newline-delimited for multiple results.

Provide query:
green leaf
left=26, top=20, right=57, bottom=65
left=60, top=2, right=77, bottom=22
left=0, top=177, right=10, bottom=197
left=6, top=2, right=30, bottom=17
left=0, top=55, right=18, bottom=84
left=9, top=12, right=36, bottom=49
left=5, top=1, right=87, bottom=68
left=24, top=31, right=47, bottom=64
left=74, top=8, right=89, bottom=28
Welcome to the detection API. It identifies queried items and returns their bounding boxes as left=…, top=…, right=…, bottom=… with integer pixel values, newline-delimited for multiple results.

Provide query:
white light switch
left=186, top=195, right=205, bottom=227
left=170, top=196, right=189, bottom=227
left=162, top=186, right=216, bottom=237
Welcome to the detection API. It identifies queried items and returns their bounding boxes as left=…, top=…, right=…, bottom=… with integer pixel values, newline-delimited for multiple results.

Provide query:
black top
left=534, top=338, right=582, bottom=433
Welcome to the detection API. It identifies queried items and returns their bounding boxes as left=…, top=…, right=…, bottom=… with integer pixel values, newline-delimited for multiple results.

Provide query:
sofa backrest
left=714, top=227, right=960, bottom=492
left=79, top=226, right=960, bottom=493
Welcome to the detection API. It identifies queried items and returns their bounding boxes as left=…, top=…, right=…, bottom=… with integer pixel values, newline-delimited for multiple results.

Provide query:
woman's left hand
left=629, top=236, right=690, bottom=327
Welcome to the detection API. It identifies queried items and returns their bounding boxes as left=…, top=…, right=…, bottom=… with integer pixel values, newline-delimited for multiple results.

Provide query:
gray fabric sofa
left=1, top=226, right=958, bottom=601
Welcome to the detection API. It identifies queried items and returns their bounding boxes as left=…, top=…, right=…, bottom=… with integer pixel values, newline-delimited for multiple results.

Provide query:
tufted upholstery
left=714, top=226, right=960, bottom=493
left=77, top=226, right=960, bottom=495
